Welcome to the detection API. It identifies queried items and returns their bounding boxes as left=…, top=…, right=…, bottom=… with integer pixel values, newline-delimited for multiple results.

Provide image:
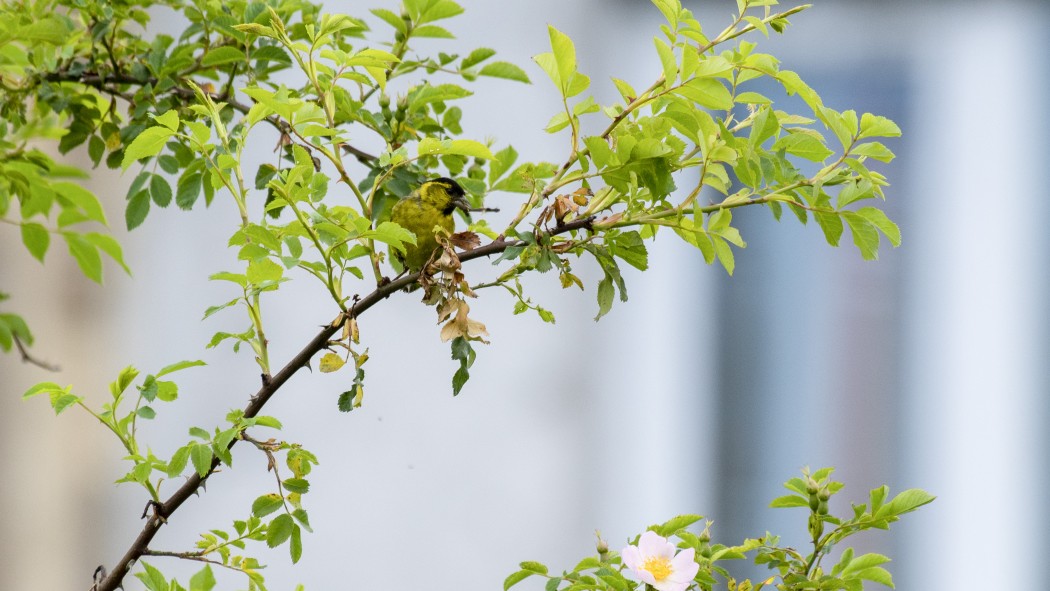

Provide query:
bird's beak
left=452, top=195, right=471, bottom=212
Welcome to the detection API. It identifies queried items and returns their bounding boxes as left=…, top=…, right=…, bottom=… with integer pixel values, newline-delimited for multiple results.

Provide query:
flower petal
left=638, top=531, right=674, bottom=558
left=652, top=579, right=689, bottom=591
left=670, top=547, right=700, bottom=580
left=621, top=544, right=642, bottom=571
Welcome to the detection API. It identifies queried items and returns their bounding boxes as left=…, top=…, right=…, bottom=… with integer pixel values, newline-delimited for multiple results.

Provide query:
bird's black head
left=426, top=177, right=470, bottom=215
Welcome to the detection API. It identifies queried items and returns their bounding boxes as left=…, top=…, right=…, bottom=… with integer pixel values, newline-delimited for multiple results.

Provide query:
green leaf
left=156, top=359, right=206, bottom=378
left=166, top=446, right=191, bottom=477
left=651, top=0, right=681, bottom=27
left=135, top=561, right=169, bottom=591
left=53, top=182, right=107, bottom=224
left=413, top=24, right=454, bottom=38
left=201, top=46, right=245, bottom=67
left=149, top=175, right=172, bottom=207
left=654, top=37, right=677, bottom=85
left=450, top=336, right=475, bottom=396
left=461, top=47, right=496, bottom=69
left=246, top=257, right=284, bottom=284
left=842, top=212, right=880, bottom=260
left=153, top=109, right=180, bottom=132
left=611, top=231, right=648, bottom=271
left=369, top=8, right=407, bottom=33
left=770, top=494, right=810, bottom=508
left=21, top=223, right=49, bottom=262
left=372, top=221, right=417, bottom=254
left=654, top=514, right=703, bottom=536
left=595, top=276, right=614, bottom=321
left=417, top=138, right=494, bottom=159
left=282, top=478, right=310, bottom=494
left=190, top=443, right=213, bottom=477
left=209, top=271, right=248, bottom=287
left=504, top=570, right=535, bottom=590
left=548, top=25, right=576, bottom=87
left=773, top=132, right=833, bottom=162
left=855, top=207, right=901, bottom=247
left=126, top=190, right=150, bottom=230
left=267, top=514, right=294, bottom=548
left=176, top=172, right=203, bottom=210
left=478, top=61, right=530, bottom=83
left=189, top=565, right=216, bottom=591
left=22, top=381, right=64, bottom=400
left=64, top=234, right=102, bottom=283
left=290, top=523, right=303, bottom=563
left=252, top=493, right=284, bottom=517
left=122, top=127, right=175, bottom=169
left=875, top=488, right=936, bottom=519
left=520, top=561, right=548, bottom=575
left=859, top=113, right=902, bottom=139
left=675, top=78, right=734, bottom=110
left=852, top=141, right=895, bottom=162
left=814, top=211, right=843, bottom=247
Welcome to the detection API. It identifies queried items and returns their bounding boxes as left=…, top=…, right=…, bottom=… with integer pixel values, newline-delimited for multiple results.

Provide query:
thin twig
left=13, top=334, right=60, bottom=372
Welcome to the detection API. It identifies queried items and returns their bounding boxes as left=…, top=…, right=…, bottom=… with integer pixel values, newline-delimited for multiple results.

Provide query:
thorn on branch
left=141, top=500, right=163, bottom=520
left=91, top=565, right=107, bottom=591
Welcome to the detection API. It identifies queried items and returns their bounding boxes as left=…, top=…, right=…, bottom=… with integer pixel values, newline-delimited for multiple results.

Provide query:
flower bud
left=806, top=477, right=819, bottom=496
left=817, top=488, right=831, bottom=502
left=378, top=93, right=390, bottom=110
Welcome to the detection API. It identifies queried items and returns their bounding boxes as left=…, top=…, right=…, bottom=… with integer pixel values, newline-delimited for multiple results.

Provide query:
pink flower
left=621, top=531, right=699, bottom=591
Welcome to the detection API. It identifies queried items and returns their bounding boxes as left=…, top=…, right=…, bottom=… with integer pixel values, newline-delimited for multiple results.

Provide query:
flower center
left=642, top=556, right=673, bottom=581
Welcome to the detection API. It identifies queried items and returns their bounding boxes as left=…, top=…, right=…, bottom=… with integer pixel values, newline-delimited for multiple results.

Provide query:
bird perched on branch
left=390, top=177, right=471, bottom=272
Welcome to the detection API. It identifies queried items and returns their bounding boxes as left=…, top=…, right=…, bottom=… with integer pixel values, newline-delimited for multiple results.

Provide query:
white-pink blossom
left=621, top=531, right=699, bottom=591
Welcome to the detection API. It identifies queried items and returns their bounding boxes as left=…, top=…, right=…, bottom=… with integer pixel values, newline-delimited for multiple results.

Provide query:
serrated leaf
left=156, top=359, right=206, bottom=377
left=53, top=181, right=107, bottom=224
left=478, top=61, right=530, bottom=83
left=122, top=127, right=174, bottom=169
left=201, top=46, right=245, bottom=67
left=267, top=514, right=294, bottom=548
left=318, top=352, right=346, bottom=373
left=282, top=478, right=310, bottom=494
left=654, top=37, right=677, bottom=85
left=842, top=212, right=880, bottom=260
left=21, top=223, right=49, bottom=262
left=417, top=138, right=494, bottom=159
left=189, top=565, right=216, bottom=591
left=126, top=190, right=150, bottom=230
left=190, top=443, right=213, bottom=477
left=504, top=570, right=533, bottom=591
left=770, top=494, right=810, bottom=508
left=855, top=207, right=901, bottom=247
left=252, top=493, right=284, bottom=517
left=149, top=174, right=172, bottom=207
left=64, top=234, right=102, bottom=283
left=773, top=132, right=833, bottom=162
left=153, top=109, right=180, bottom=131
left=461, top=47, right=495, bottom=69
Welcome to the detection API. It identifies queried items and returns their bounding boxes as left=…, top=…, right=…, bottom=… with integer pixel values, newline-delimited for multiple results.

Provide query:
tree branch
left=43, top=71, right=379, bottom=164
left=91, top=216, right=595, bottom=591
left=13, top=334, right=60, bottom=372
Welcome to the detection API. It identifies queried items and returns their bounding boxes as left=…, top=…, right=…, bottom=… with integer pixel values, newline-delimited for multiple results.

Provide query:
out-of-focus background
left=2, top=0, right=1047, bottom=589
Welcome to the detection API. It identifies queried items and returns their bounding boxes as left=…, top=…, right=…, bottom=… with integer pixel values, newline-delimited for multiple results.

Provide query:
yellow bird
left=390, top=177, right=471, bottom=272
